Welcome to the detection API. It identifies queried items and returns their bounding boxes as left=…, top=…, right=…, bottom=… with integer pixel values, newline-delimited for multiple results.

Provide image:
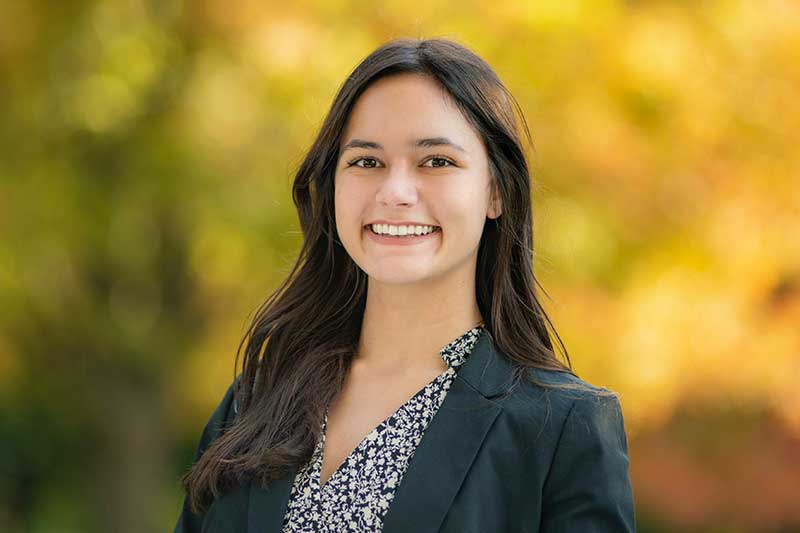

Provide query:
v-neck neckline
left=315, top=367, right=452, bottom=492
left=313, top=323, right=485, bottom=492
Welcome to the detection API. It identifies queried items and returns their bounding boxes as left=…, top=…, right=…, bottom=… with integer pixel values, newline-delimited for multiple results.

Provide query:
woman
left=175, top=37, right=635, bottom=532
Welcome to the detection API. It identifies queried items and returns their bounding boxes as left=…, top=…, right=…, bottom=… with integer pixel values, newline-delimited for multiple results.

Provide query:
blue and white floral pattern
left=281, top=324, right=484, bottom=532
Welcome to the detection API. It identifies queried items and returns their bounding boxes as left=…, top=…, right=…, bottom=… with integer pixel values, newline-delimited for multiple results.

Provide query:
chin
left=365, top=269, right=437, bottom=286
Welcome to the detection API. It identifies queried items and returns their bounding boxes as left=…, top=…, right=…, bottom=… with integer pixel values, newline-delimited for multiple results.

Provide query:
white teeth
left=369, top=224, right=438, bottom=236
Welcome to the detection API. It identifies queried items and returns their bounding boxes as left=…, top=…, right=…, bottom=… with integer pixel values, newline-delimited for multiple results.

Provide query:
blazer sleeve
left=174, top=378, right=239, bottom=533
left=540, top=392, right=636, bottom=532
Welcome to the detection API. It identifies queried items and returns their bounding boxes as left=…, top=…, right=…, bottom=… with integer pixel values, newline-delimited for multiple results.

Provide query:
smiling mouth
left=363, top=225, right=441, bottom=236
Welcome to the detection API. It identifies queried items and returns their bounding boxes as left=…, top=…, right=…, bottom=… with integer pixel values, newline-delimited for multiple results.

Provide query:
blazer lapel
left=381, top=329, right=511, bottom=532
left=246, top=328, right=515, bottom=533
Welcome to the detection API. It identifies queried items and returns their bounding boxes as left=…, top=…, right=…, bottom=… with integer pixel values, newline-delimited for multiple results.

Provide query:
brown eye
left=347, top=157, right=382, bottom=168
left=422, top=156, right=456, bottom=168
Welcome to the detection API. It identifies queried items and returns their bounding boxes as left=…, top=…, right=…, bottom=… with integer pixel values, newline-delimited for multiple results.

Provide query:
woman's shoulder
left=199, top=374, right=246, bottom=440
left=527, top=364, right=616, bottom=391
left=502, top=363, right=621, bottom=400
left=498, top=365, right=627, bottom=445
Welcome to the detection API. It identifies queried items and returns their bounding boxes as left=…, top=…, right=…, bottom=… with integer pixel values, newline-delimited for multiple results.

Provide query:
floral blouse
left=280, top=324, right=485, bottom=533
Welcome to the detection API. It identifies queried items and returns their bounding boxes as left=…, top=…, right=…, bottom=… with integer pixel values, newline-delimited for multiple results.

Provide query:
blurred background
left=1, top=0, right=798, bottom=531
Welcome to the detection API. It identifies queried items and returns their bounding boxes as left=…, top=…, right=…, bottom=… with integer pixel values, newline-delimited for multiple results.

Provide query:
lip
left=364, top=224, right=441, bottom=246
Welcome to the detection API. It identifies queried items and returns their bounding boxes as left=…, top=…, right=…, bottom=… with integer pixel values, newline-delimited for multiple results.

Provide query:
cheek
left=334, top=177, right=368, bottom=230
left=440, top=186, right=487, bottom=227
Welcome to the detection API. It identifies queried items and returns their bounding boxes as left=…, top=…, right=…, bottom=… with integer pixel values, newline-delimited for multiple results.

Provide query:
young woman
left=175, top=37, right=635, bottom=533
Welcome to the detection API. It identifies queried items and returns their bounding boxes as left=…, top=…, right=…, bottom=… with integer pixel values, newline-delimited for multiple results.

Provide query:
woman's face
left=334, top=73, right=501, bottom=286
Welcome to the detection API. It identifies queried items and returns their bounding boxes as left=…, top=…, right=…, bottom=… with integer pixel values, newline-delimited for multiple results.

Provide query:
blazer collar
left=455, top=326, right=518, bottom=398
left=247, top=327, right=512, bottom=533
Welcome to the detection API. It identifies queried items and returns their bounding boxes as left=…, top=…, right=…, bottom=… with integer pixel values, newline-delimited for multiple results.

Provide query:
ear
left=487, top=183, right=502, bottom=219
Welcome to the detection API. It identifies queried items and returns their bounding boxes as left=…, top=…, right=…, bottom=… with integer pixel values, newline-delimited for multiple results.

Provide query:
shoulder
left=503, top=364, right=622, bottom=408
left=520, top=368, right=636, bottom=530
left=496, top=366, right=628, bottom=450
left=199, top=375, right=242, bottom=449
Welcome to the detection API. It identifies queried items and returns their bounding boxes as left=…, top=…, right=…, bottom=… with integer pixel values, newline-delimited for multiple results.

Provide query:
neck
left=356, top=274, right=484, bottom=372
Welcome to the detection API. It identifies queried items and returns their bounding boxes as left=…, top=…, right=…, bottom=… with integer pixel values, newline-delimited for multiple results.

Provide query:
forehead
left=340, top=73, right=483, bottom=153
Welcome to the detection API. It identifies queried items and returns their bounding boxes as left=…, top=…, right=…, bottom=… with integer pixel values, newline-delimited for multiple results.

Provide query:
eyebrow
left=340, top=137, right=467, bottom=154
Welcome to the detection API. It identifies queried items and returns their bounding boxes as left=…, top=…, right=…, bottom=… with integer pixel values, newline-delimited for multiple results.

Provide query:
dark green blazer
left=175, top=332, right=636, bottom=532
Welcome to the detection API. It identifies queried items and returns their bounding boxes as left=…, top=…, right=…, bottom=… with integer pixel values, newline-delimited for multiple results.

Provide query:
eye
left=422, top=156, right=456, bottom=168
left=346, top=156, right=382, bottom=169
left=344, top=155, right=457, bottom=169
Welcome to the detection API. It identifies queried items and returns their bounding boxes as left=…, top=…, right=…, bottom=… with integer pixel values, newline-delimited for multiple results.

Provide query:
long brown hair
left=181, top=36, right=607, bottom=515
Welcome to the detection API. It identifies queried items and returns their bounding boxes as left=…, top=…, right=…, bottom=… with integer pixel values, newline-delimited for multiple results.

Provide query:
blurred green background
left=1, top=0, right=798, bottom=531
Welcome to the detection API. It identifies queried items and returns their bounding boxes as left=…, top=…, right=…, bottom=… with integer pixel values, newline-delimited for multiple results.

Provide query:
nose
left=375, top=162, right=419, bottom=207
